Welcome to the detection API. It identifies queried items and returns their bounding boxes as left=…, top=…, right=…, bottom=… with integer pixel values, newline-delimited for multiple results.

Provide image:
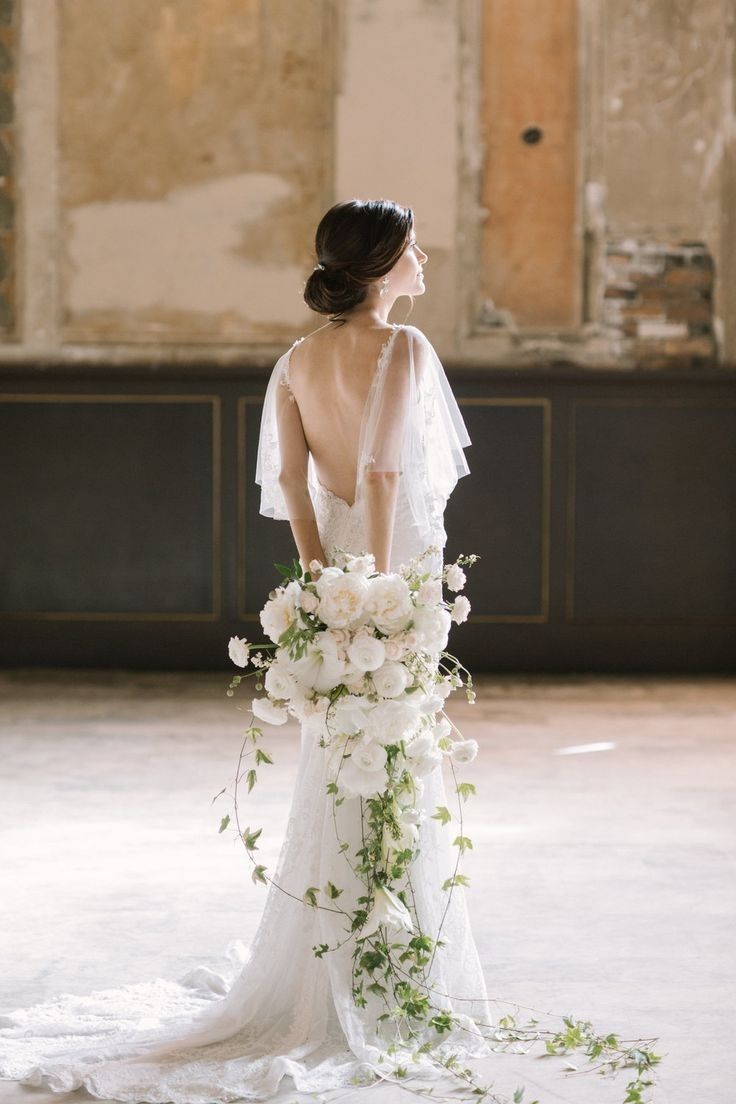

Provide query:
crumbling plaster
left=4, top=0, right=735, bottom=365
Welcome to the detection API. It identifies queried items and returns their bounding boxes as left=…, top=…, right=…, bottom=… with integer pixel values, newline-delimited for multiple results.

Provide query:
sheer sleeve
left=255, top=348, right=318, bottom=521
left=353, top=325, right=471, bottom=537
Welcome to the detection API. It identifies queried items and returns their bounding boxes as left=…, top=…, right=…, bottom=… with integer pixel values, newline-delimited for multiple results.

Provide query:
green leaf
left=452, top=834, right=474, bottom=853
left=456, top=781, right=477, bottom=802
left=218, top=814, right=230, bottom=833
left=325, top=881, right=343, bottom=899
left=242, top=826, right=262, bottom=851
left=246, top=769, right=257, bottom=792
left=255, top=748, right=273, bottom=766
left=251, top=864, right=267, bottom=885
left=211, top=787, right=227, bottom=805
left=303, top=886, right=320, bottom=908
left=431, top=805, right=452, bottom=826
left=274, top=562, right=292, bottom=577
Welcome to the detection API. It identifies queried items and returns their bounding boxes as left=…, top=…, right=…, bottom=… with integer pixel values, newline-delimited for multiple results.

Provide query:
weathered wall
left=3, top=0, right=735, bottom=366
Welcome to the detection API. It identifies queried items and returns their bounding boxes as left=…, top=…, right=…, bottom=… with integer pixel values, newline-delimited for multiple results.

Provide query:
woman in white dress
left=0, top=198, right=492, bottom=1102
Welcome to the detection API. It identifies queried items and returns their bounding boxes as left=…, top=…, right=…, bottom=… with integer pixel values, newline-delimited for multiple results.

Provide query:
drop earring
left=379, top=275, right=390, bottom=298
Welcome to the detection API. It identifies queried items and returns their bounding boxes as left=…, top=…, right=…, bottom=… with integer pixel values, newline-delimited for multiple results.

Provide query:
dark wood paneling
left=569, top=402, right=736, bottom=623
left=0, top=365, right=734, bottom=671
left=0, top=397, right=219, bottom=617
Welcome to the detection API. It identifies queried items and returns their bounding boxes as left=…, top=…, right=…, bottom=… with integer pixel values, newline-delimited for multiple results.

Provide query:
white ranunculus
left=228, top=635, right=249, bottom=667
left=366, top=574, right=413, bottom=635
left=260, top=589, right=297, bottom=643
left=264, top=661, right=297, bottom=701
left=316, top=571, right=370, bottom=629
left=347, top=632, right=386, bottom=672
left=345, top=553, right=376, bottom=576
left=450, top=595, right=471, bottom=625
left=411, top=605, right=451, bottom=654
left=361, top=885, right=414, bottom=939
left=445, top=564, right=467, bottom=592
left=450, top=738, right=479, bottom=764
left=363, top=699, right=420, bottom=747
left=405, top=730, right=443, bottom=778
left=251, top=696, right=288, bottom=725
left=337, top=742, right=388, bottom=798
left=371, top=661, right=411, bottom=699
left=417, top=579, right=443, bottom=607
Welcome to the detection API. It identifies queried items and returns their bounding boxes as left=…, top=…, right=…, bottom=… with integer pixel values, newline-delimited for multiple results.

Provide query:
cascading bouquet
left=220, top=548, right=663, bottom=1104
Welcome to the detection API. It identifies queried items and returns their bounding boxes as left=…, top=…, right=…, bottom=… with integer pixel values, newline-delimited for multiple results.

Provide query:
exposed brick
left=663, top=266, right=713, bottom=290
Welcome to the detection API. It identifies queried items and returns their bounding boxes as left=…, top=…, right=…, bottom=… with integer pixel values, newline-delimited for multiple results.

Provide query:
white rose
left=264, top=661, right=297, bottom=701
left=450, top=595, right=471, bottom=625
left=366, top=574, right=413, bottom=635
left=260, top=590, right=297, bottom=643
left=371, top=661, right=411, bottom=699
left=445, top=564, right=467, bottom=592
left=383, top=638, right=403, bottom=661
left=417, top=579, right=443, bottom=607
left=347, top=632, right=386, bottom=672
left=228, top=635, right=249, bottom=668
left=450, top=738, right=479, bottom=764
left=299, top=589, right=319, bottom=614
left=363, top=699, right=420, bottom=747
left=361, top=885, right=414, bottom=939
left=345, top=553, right=376, bottom=576
left=411, top=605, right=451, bottom=654
left=251, top=696, right=288, bottom=725
left=317, top=571, right=369, bottom=629
left=337, top=742, right=388, bottom=798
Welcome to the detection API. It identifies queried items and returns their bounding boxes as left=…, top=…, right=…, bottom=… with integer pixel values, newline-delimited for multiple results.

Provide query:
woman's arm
left=363, top=471, right=400, bottom=573
left=275, top=375, right=327, bottom=571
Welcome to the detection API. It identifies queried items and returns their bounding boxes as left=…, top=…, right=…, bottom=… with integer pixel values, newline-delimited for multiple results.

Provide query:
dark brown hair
left=303, top=199, right=414, bottom=325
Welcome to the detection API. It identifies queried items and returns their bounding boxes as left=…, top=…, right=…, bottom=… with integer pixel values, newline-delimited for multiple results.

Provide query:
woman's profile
left=0, top=199, right=489, bottom=1102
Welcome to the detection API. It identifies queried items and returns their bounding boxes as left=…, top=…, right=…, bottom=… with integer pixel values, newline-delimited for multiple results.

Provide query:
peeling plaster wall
left=601, top=0, right=733, bottom=357
left=59, top=0, right=333, bottom=344
left=4, top=0, right=736, bottom=365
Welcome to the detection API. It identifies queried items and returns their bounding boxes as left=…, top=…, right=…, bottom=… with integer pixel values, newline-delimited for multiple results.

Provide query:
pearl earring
left=379, top=275, right=390, bottom=298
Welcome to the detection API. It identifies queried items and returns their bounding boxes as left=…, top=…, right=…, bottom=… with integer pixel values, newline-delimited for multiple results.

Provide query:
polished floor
left=0, top=669, right=734, bottom=1104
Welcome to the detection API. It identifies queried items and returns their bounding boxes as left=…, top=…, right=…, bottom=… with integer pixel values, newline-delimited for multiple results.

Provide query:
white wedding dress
left=0, top=323, right=493, bottom=1102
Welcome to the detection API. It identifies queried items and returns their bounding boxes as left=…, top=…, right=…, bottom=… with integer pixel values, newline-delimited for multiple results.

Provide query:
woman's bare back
left=286, top=322, right=401, bottom=506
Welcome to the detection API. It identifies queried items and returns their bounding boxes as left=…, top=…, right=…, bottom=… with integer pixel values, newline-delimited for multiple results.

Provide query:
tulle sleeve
left=354, top=324, right=471, bottom=537
left=255, top=348, right=318, bottom=521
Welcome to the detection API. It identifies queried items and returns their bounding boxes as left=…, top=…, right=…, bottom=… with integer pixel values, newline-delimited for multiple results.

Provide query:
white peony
left=347, top=632, right=386, bottom=672
left=366, top=574, right=413, bottom=635
left=264, top=661, right=297, bottom=701
left=371, top=661, right=411, bottom=699
left=228, top=635, right=249, bottom=668
left=260, top=589, right=297, bottom=643
left=450, top=595, right=471, bottom=624
left=450, top=738, right=479, bottom=764
left=337, top=742, right=388, bottom=798
left=445, top=564, right=467, bottom=592
left=345, top=552, right=376, bottom=576
left=251, top=696, right=288, bottom=725
left=331, top=694, right=374, bottom=737
left=417, top=579, right=443, bottom=607
left=411, top=605, right=451, bottom=654
left=361, top=885, right=414, bottom=939
left=363, top=699, right=420, bottom=747
left=316, top=570, right=369, bottom=629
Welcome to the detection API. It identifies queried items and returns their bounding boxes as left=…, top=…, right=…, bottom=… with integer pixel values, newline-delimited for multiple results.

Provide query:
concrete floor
left=0, top=669, right=734, bottom=1104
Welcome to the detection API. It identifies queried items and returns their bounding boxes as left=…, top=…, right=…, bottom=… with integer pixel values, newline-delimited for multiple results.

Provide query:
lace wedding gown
left=0, top=323, right=492, bottom=1102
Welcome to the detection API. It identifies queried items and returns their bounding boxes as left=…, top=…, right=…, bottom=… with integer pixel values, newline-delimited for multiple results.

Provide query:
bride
left=0, top=199, right=492, bottom=1102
